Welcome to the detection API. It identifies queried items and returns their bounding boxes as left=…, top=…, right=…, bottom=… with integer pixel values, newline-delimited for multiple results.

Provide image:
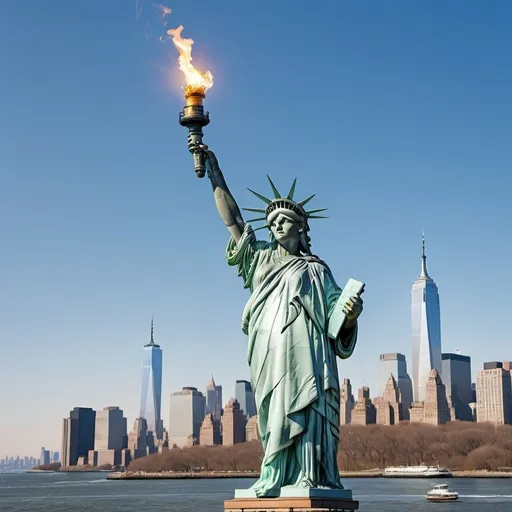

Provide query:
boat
left=426, top=483, right=459, bottom=502
left=384, top=465, right=452, bottom=478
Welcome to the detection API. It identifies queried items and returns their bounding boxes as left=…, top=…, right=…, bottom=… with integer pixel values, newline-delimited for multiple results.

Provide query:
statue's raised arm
left=190, top=142, right=244, bottom=243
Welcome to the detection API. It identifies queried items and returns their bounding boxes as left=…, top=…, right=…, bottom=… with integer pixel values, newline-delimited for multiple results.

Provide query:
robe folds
left=226, top=224, right=357, bottom=497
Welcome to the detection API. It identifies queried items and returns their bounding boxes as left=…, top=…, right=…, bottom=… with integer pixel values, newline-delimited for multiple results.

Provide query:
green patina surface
left=226, top=223, right=360, bottom=497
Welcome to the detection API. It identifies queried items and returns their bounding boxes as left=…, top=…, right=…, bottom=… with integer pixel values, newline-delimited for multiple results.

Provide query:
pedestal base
left=225, top=488, right=359, bottom=512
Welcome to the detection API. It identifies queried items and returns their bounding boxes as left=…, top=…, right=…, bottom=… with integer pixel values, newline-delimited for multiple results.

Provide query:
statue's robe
left=226, top=224, right=357, bottom=497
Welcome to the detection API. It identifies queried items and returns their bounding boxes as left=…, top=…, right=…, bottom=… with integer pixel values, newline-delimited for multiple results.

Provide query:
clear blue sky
left=1, top=0, right=511, bottom=457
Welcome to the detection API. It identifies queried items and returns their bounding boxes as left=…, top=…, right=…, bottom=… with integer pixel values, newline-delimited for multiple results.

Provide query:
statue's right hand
left=188, top=140, right=220, bottom=172
left=187, top=137, right=203, bottom=154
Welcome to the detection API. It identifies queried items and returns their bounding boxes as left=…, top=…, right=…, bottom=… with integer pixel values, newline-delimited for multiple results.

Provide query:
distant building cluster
left=341, top=238, right=512, bottom=427
left=166, top=377, right=257, bottom=449
left=0, top=454, right=55, bottom=472
left=52, top=238, right=512, bottom=468
left=59, top=322, right=259, bottom=468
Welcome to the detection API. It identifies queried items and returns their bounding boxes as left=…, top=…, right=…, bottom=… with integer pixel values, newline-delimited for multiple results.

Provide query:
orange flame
left=167, top=25, right=213, bottom=93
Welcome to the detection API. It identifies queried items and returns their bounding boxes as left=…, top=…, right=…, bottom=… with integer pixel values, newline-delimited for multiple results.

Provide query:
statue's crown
left=265, top=198, right=307, bottom=221
left=243, top=176, right=328, bottom=230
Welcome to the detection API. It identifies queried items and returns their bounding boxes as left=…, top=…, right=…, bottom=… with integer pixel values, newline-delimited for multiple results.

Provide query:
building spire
left=420, top=232, right=429, bottom=278
left=150, top=316, right=155, bottom=345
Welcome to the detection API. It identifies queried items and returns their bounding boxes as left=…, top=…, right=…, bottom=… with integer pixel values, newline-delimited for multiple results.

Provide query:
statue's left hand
left=342, top=295, right=363, bottom=322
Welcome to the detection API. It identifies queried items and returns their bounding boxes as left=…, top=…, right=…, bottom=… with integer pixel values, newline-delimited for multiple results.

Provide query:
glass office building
left=139, top=319, right=163, bottom=439
left=235, top=380, right=256, bottom=418
left=411, top=237, right=442, bottom=402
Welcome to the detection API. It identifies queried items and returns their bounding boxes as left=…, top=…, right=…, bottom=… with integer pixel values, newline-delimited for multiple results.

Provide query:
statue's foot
left=298, top=478, right=314, bottom=488
left=249, top=479, right=280, bottom=498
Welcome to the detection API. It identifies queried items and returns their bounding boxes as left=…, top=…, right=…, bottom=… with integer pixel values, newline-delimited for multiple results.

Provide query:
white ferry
left=426, top=483, right=459, bottom=502
left=384, top=465, right=452, bottom=478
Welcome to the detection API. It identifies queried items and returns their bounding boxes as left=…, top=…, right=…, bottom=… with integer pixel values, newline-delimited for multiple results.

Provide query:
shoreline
left=105, top=470, right=512, bottom=480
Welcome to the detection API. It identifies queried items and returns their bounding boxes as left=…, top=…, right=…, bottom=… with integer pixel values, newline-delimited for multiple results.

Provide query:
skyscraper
left=476, top=362, right=512, bottom=425
left=411, top=236, right=442, bottom=402
left=40, top=447, right=50, bottom=465
left=424, top=369, right=451, bottom=425
left=168, top=387, right=205, bottom=447
left=139, top=318, right=163, bottom=439
left=235, top=380, right=256, bottom=417
left=199, top=414, right=222, bottom=446
left=378, top=353, right=414, bottom=417
left=61, top=407, right=96, bottom=466
left=93, top=406, right=127, bottom=451
left=351, top=387, right=376, bottom=425
left=205, top=375, right=223, bottom=421
left=340, top=378, right=354, bottom=425
left=222, top=398, right=246, bottom=445
left=89, top=407, right=128, bottom=466
left=127, top=417, right=151, bottom=460
left=442, top=352, right=472, bottom=421
left=375, top=375, right=403, bottom=425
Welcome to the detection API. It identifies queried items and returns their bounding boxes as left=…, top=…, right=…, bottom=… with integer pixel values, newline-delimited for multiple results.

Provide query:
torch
left=179, top=86, right=210, bottom=178
left=168, top=25, right=213, bottom=179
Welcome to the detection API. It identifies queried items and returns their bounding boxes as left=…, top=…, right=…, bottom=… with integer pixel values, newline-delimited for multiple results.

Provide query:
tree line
left=128, top=422, right=512, bottom=473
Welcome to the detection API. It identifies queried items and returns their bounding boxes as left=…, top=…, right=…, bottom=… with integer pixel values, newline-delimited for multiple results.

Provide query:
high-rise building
left=424, top=369, right=451, bottom=425
left=351, top=387, right=376, bottom=425
left=411, top=236, right=442, bottom=402
left=168, top=387, right=205, bottom=448
left=340, top=378, right=354, bottom=425
left=375, top=375, right=403, bottom=425
left=442, top=352, right=472, bottom=421
left=127, top=417, right=151, bottom=460
left=88, top=406, right=128, bottom=466
left=39, top=447, right=50, bottom=466
left=139, top=318, right=163, bottom=439
left=235, top=380, right=256, bottom=417
left=409, top=369, right=451, bottom=425
left=61, top=407, right=96, bottom=466
left=61, top=419, right=70, bottom=467
left=205, top=375, right=223, bottom=421
left=245, top=415, right=260, bottom=442
left=378, top=353, right=414, bottom=418
left=476, top=362, right=512, bottom=425
left=93, top=407, right=127, bottom=451
left=222, top=398, right=246, bottom=445
left=199, top=413, right=221, bottom=446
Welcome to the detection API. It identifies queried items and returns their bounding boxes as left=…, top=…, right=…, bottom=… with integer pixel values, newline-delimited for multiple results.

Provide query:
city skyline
left=2, top=234, right=510, bottom=456
left=2, top=1, right=512, bottom=456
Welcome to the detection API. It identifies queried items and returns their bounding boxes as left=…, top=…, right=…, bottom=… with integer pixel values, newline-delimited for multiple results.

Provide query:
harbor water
left=1, top=472, right=512, bottom=511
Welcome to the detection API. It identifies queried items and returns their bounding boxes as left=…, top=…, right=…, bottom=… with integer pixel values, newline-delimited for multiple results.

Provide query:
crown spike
left=266, top=175, right=281, bottom=199
left=306, top=208, right=328, bottom=215
left=287, top=178, right=297, bottom=200
left=246, top=217, right=267, bottom=223
left=308, top=215, right=329, bottom=219
left=299, top=193, right=316, bottom=206
left=242, top=207, right=267, bottom=214
left=247, top=188, right=272, bottom=205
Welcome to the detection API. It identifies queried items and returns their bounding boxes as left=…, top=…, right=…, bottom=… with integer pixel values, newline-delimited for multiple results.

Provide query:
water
left=1, top=473, right=512, bottom=511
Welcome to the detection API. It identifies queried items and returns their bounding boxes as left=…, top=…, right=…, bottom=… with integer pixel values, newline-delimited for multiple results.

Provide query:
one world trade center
left=411, top=236, right=442, bottom=402
left=139, top=318, right=163, bottom=439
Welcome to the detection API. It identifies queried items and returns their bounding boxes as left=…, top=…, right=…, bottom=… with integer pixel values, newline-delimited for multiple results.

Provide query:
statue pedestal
left=225, top=488, right=359, bottom=512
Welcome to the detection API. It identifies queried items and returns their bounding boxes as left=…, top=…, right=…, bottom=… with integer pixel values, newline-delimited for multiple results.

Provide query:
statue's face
left=270, top=213, right=301, bottom=244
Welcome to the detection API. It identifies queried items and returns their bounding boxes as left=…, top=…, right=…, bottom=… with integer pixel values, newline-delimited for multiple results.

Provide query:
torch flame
left=167, top=25, right=213, bottom=94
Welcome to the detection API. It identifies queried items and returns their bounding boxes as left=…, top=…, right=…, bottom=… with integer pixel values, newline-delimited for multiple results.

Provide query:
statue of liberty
left=192, top=143, right=364, bottom=498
